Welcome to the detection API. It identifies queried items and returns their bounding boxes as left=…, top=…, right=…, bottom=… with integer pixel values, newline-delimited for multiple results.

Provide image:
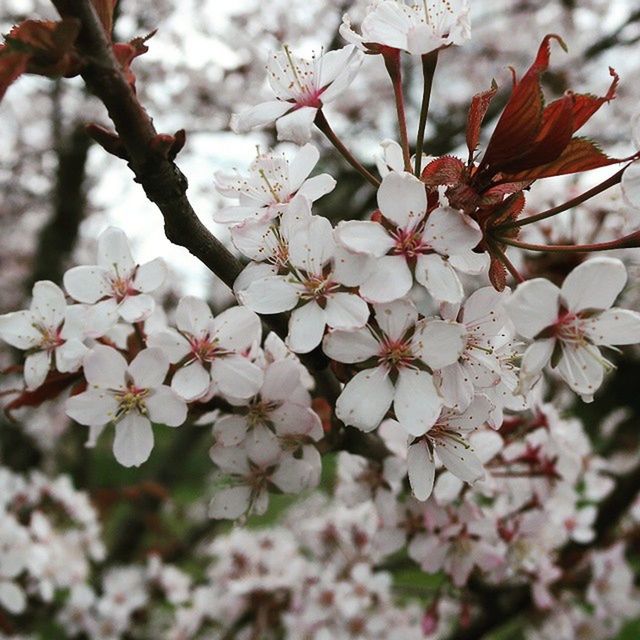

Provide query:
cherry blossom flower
left=340, top=0, right=471, bottom=56
left=65, top=345, right=187, bottom=467
left=0, top=280, right=87, bottom=389
left=232, top=45, right=363, bottom=144
left=147, top=296, right=263, bottom=401
left=323, top=299, right=466, bottom=435
left=335, top=171, right=483, bottom=303
left=406, top=395, right=493, bottom=500
left=63, top=227, right=166, bottom=331
left=238, top=214, right=370, bottom=353
left=214, top=143, right=336, bottom=225
left=506, top=257, right=640, bottom=399
left=435, top=286, right=511, bottom=412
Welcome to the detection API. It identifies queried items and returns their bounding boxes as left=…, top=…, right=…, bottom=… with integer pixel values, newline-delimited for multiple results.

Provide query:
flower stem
left=414, top=50, right=439, bottom=176
left=493, top=230, right=640, bottom=253
left=314, top=110, right=380, bottom=188
left=498, top=166, right=629, bottom=230
left=383, top=49, right=412, bottom=172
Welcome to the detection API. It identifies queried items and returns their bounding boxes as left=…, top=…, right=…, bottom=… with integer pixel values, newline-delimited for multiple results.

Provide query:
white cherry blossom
left=340, top=0, right=471, bottom=56
left=335, top=171, right=483, bottom=304
left=65, top=345, right=187, bottom=467
left=232, top=45, right=363, bottom=144
left=0, top=280, right=87, bottom=390
left=506, top=257, right=640, bottom=399
left=63, top=227, right=166, bottom=331
left=238, top=214, right=370, bottom=353
left=323, top=299, right=466, bottom=435
left=214, top=144, right=335, bottom=225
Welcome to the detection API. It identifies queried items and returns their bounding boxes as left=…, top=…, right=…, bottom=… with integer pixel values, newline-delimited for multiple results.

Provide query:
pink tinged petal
left=128, top=348, right=169, bottom=389
left=334, top=220, right=395, bottom=257
left=209, top=486, right=252, bottom=520
left=146, top=329, right=190, bottom=363
left=288, top=216, right=335, bottom=272
left=261, top=360, right=308, bottom=403
left=272, top=451, right=317, bottom=493
left=521, top=338, right=555, bottom=378
left=0, top=582, right=26, bottom=614
left=31, top=281, right=66, bottom=327
left=377, top=171, right=427, bottom=229
left=272, top=404, right=323, bottom=440
left=297, top=174, right=336, bottom=201
left=133, top=258, right=167, bottom=293
left=175, top=296, right=215, bottom=337
left=332, top=246, right=374, bottom=287
left=446, top=395, right=494, bottom=433
left=83, top=344, right=127, bottom=389
left=214, top=305, right=262, bottom=352
left=394, top=369, right=441, bottom=436
left=322, top=327, right=379, bottom=363
left=362, top=3, right=411, bottom=51
left=66, top=389, right=119, bottom=425
left=245, top=424, right=281, bottom=467
left=414, top=319, right=466, bottom=369
left=556, top=343, right=605, bottom=396
left=434, top=434, right=484, bottom=483
left=55, top=339, right=88, bottom=373
left=324, top=293, right=369, bottom=330
left=63, top=265, right=111, bottom=303
left=561, top=257, right=627, bottom=313
left=210, top=444, right=250, bottom=474
left=24, top=351, right=50, bottom=390
left=374, top=299, right=418, bottom=341
left=415, top=254, right=463, bottom=304
left=146, top=386, right=187, bottom=427
left=210, top=354, right=264, bottom=399
left=407, top=441, right=436, bottom=501
left=84, top=298, right=119, bottom=337
left=621, top=161, right=640, bottom=210
left=424, top=207, right=482, bottom=255
left=275, top=106, right=318, bottom=144
left=287, top=301, right=326, bottom=354
left=231, top=100, right=291, bottom=133
left=97, top=226, right=135, bottom=272
left=437, top=362, right=475, bottom=411
left=360, top=255, right=413, bottom=303
left=118, top=294, right=155, bottom=323
left=336, top=365, right=394, bottom=431
left=171, top=361, right=211, bottom=401
left=213, top=415, right=249, bottom=447
left=317, top=45, right=363, bottom=102
left=113, top=413, right=154, bottom=467
left=288, top=143, right=320, bottom=191
left=238, top=276, right=300, bottom=314
left=506, top=278, right=560, bottom=339
left=583, top=308, right=640, bottom=346
left=0, top=310, right=40, bottom=349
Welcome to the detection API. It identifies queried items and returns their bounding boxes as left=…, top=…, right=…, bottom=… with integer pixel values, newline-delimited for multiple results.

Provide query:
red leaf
left=91, top=0, right=119, bottom=37
left=489, top=256, right=507, bottom=291
left=479, top=181, right=531, bottom=206
left=0, top=51, right=28, bottom=101
left=421, top=155, right=466, bottom=187
left=481, top=35, right=566, bottom=173
left=569, top=67, right=619, bottom=133
left=113, top=31, right=155, bottom=90
left=466, top=79, right=498, bottom=159
left=4, top=371, right=81, bottom=417
left=502, top=137, right=628, bottom=182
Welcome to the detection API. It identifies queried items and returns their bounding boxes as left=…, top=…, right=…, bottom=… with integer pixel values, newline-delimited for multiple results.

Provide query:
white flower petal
left=171, top=361, right=211, bottom=401
left=214, top=305, right=262, bottom=352
left=209, top=486, right=252, bottom=520
left=336, top=366, right=394, bottom=431
left=147, top=386, right=187, bottom=427
left=275, top=106, right=318, bottom=144
left=287, top=301, right=326, bottom=353
left=175, top=296, right=215, bottom=337
left=621, top=161, right=640, bottom=210
left=583, top=308, right=640, bottom=346
left=377, top=171, right=427, bottom=229
left=63, top=265, right=111, bottom=303
left=506, top=278, right=560, bottom=339
left=297, top=174, right=336, bottom=201
left=360, top=255, right=413, bottom=303
left=134, top=258, right=167, bottom=293
left=211, top=354, right=264, bottom=399
left=66, top=390, right=119, bottom=426
left=238, top=276, right=300, bottom=314
left=83, top=344, right=127, bottom=389
left=407, top=441, right=435, bottom=501
left=334, top=220, right=395, bottom=257
left=232, top=100, right=291, bottom=133
left=128, top=348, right=169, bottom=389
left=288, top=143, right=320, bottom=191
left=324, top=292, right=369, bottom=330
left=561, top=257, right=627, bottom=312
left=394, top=369, right=441, bottom=436
left=323, top=327, right=379, bottom=363
left=24, top=351, right=51, bottom=390
left=424, top=207, right=482, bottom=255
left=98, top=227, right=136, bottom=272
left=213, top=414, right=249, bottom=447
left=415, top=254, right=464, bottom=303
left=435, top=434, right=484, bottom=483
left=374, top=299, right=418, bottom=341
left=119, top=293, right=155, bottom=323
left=113, top=413, right=154, bottom=467
left=146, top=328, right=191, bottom=363
left=0, top=310, right=40, bottom=349
left=556, top=343, right=605, bottom=396
left=31, top=281, right=66, bottom=327
left=415, top=319, right=466, bottom=369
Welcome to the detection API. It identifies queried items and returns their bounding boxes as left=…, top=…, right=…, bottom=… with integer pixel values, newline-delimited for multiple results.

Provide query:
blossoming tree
left=2, top=0, right=640, bottom=638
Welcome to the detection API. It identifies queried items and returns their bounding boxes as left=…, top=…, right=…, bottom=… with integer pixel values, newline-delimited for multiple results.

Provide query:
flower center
left=300, top=274, right=338, bottom=303
left=189, top=335, right=225, bottom=363
left=391, top=227, right=429, bottom=259
left=115, top=386, right=149, bottom=417
left=109, top=274, right=134, bottom=302
left=554, top=312, right=586, bottom=344
left=379, top=337, right=414, bottom=371
left=246, top=400, right=279, bottom=428
left=281, top=45, right=323, bottom=107
left=35, top=324, right=64, bottom=352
